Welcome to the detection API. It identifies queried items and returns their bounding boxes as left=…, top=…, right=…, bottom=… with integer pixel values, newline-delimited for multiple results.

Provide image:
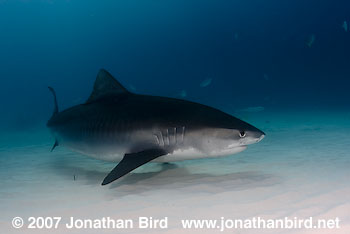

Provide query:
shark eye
left=239, top=131, right=246, bottom=138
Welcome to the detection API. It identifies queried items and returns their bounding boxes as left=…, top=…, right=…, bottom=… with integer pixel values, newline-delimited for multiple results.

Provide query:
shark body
left=47, top=69, right=265, bottom=185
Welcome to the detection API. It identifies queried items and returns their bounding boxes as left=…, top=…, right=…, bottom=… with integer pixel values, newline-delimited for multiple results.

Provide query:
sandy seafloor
left=0, top=110, right=349, bottom=234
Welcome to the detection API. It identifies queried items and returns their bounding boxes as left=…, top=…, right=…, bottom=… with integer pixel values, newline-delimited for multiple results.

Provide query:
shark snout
left=256, top=133, right=265, bottom=143
left=239, top=129, right=265, bottom=146
left=254, top=129, right=265, bottom=143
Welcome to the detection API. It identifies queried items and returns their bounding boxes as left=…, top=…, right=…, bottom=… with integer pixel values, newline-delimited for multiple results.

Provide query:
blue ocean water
left=0, top=1, right=349, bottom=233
left=0, top=0, right=350, bottom=129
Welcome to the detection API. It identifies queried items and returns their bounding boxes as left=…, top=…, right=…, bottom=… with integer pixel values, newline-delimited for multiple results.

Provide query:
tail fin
left=48, top=86, right=59, bottom=116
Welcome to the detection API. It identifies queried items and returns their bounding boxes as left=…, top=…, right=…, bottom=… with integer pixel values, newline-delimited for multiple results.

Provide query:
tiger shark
left=47, top=69, right=265, bottom=185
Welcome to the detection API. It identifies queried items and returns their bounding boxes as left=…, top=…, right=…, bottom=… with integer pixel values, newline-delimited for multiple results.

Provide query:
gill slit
left=181, top=126, right=185, bottom=143
left=166, top=129, right=170, bottom=145
left=159, top=131, right=164, bottom=146
left=154, top=134, right=160, bottom=146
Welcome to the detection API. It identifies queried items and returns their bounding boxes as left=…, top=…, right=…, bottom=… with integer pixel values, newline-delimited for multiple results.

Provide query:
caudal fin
left=48, top=86, right=59, bottom=116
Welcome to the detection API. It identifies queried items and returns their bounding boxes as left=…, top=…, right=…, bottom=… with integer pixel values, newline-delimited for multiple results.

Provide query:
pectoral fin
left=101, top=148, right=167, bottom=185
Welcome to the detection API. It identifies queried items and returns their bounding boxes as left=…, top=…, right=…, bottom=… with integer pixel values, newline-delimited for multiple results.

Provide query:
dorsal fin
left=86, top=69, right=129, bottom=103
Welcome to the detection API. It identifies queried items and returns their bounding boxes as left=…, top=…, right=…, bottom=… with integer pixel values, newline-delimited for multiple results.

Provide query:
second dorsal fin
left=86, top=69, right=129, bottom=103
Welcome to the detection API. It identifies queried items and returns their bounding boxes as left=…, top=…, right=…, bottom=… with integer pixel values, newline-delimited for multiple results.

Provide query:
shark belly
left=154, top=145, right=247, bottom=162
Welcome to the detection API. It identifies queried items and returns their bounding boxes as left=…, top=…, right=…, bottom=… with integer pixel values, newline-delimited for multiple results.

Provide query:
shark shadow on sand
left=51, top=153, right=281, bottom=196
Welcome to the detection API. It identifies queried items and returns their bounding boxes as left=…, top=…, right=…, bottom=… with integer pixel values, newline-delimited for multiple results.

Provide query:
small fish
left=237, top=106, right=265, bottom=113
left=72, top=97, right=83, bottom=104
left=342, top=21, right=348, bottom=32
left=200, top=78, right=212, bottom=88
left=129, top=84, right=137, bottom=92
left=178, top=90, right=187, bottom=98
left=234, top=32, right=239, bottom=40
left=306, top=34, right=315, bottom=48
left=263, top=73, right=269, bottom=81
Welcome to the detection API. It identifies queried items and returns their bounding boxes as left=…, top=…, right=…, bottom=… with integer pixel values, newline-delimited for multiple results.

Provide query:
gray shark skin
left=47, top=69, right=265, bottom=185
